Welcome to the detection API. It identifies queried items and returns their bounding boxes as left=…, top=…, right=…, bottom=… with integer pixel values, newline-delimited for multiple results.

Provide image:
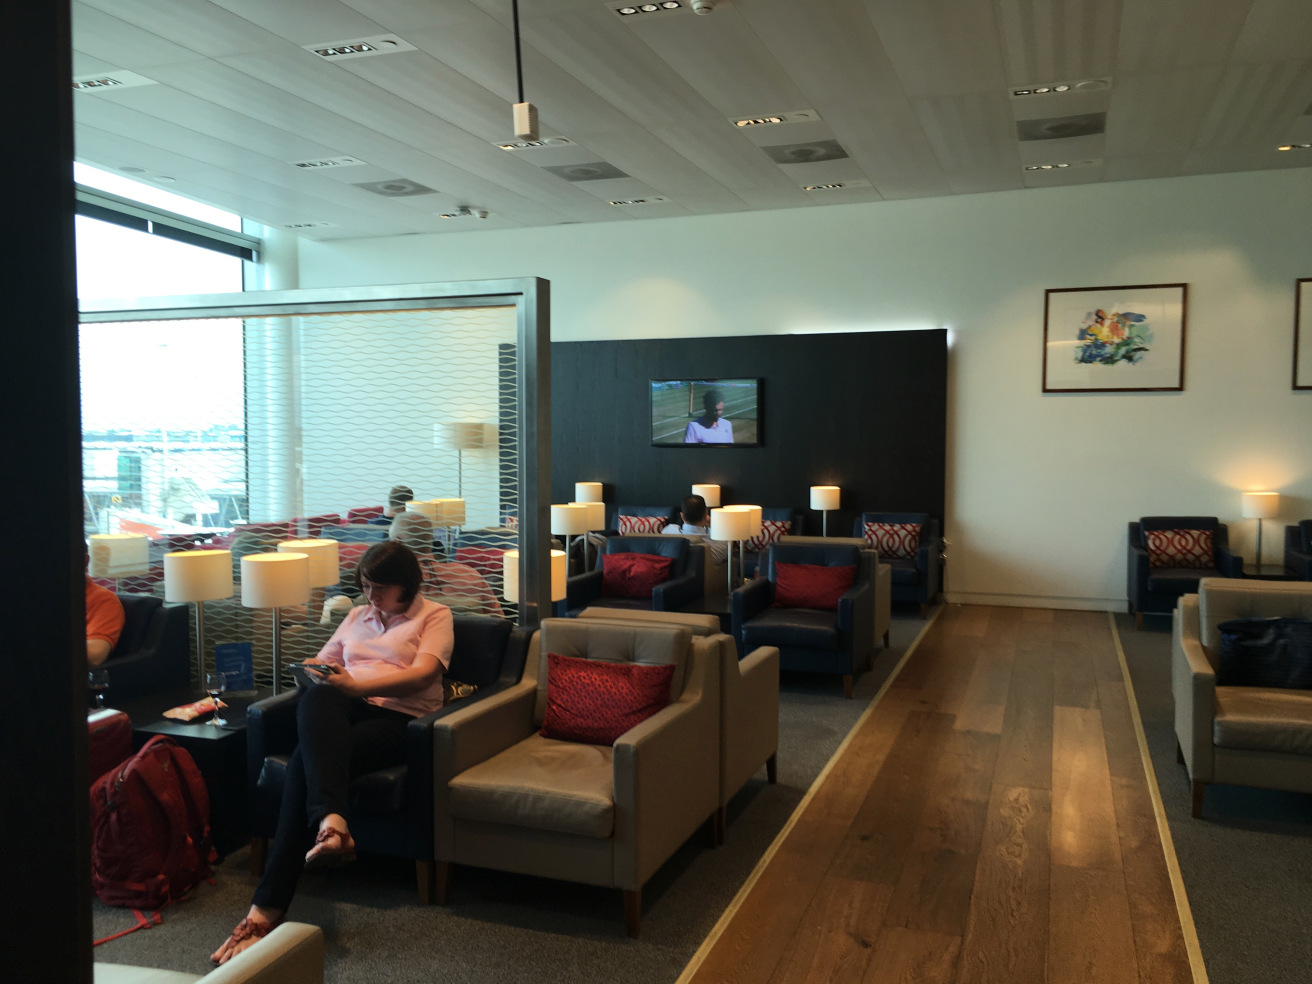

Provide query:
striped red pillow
left=863, top=522, right=921, bottom=560
left=1145, top=528, right=1215, bottom=569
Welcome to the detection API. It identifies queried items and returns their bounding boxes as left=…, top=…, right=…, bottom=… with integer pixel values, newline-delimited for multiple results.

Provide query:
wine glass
left=205, top=671, right=227, bottom=727
left=88, top=668, right=109, bottom=711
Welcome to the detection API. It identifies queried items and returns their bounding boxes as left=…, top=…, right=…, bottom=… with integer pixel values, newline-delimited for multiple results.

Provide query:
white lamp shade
left=574, top=481, right=604, bottom=503
left=436, top=421, right=487, bottom=450
left=692, top=484, right=721, bottom=508
left=241, top=552, right=311, bottom=609
left=433, top=497, right=466, bottom=527
left=571, top=501, right=606, bottom=531
left=810, top=485, right=841, bottom=510
left=722, top=504, right=763, bottom=539
left=88, top=534, right=150, bottom=577
left=710, top=507, right=750, bottom=542
left=1241, top=491, right=1280, bottom=519
left=502, top=548, right=568, bottom=602
left=551, top=503, right=590, bottom=536
left=163, top=550, right=233, bottom=603
left=406, top=499, right=440, bottom=522
left=279, top=538, right=340, bottom=587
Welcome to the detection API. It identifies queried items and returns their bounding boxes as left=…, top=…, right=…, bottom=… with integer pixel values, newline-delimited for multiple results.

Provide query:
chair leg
left=433, top=861, right=451, bottom=905
left=1191, top=781, right=1206, bottom=818
left=842, top=674, right=853, bottom=699
left=416, top=860, right=436, bottom=904
left=883, top=629, right=890, bottom=648
left=1136, top=612, right=1144, bottom=631
left=766, top=752, right=777, bottom=784
left=623, top=889, right=641, bottom=938
left=712, top=806, right=725, bottom=847
left=249, top=837, right=267, bottom=877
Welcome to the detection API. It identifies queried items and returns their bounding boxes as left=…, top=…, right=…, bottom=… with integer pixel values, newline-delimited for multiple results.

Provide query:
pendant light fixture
left=511, top=0, right=538, bottom=140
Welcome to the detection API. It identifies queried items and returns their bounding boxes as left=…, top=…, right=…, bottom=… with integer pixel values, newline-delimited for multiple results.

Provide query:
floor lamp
left=810, top=485, right=841, bottom=537
left=88, top=533, right=150, bottom=589
left=570, top=500, right=606, bottom=569
left=437, top=422, right=487, bottom=498
left=503, top=548, right=567, bottom=620
left=710, top=508, right=749, bottom=595
left=164, top=548, right=233, bottom=689
left=241, top=552, right=310, bottom=695
left=551, top=503, right=589, bottom=575
left=692, top=483, right=721, bottom=508
left=721, top=504, right=761, bottom=579
left=1241, top=491, right=1280, bottom=568
left=434, top=497, right=466, bottom=558
left=279, top=538, right=340, bottom=622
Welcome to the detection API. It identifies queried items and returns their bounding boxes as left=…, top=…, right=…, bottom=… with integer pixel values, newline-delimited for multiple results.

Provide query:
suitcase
left=88, top=708, right=133, bottom=785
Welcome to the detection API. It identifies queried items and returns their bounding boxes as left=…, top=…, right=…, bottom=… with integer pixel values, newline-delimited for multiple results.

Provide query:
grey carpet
left=1115, top=612, right=1312, bottom=984
left=93, top=613, right=932, bottom=982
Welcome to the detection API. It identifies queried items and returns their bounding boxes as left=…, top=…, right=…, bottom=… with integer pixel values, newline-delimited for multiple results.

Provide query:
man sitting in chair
left=85, top=574, right=124, bottom=667
left=662, top=494, right=728, bottom=565
left=367, top=485, right=414, bottom=526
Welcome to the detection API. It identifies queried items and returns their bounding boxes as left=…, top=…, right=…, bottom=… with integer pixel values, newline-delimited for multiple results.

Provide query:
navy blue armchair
left=102, top=593, right=191, bottom=703
left=731, top=542, right=874, bottom=698
left=1286, top=521, right=1312, bottom=580
left=247, top=615, right=531, bottom=901
left=558, top=534, right=704, bottom=617
left=1127, top=516, right=1243, bottom=628
left=852, top=511, right=942, bottom=617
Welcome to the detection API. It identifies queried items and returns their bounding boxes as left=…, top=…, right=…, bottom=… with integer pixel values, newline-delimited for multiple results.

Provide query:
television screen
left=650, top=377, right=761, bottom=447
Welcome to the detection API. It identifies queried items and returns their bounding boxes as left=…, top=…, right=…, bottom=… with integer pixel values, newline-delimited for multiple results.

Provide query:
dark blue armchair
left=852, top=511, right=942, bottom=617
left=558, top=534, right=704, bottom=617
left=1127, top=516, right=1243, bottom=628
left=1286, top=521, right=1312, bottom=580
left=731, top=542, right=874, bottom=698
left=247, top=615, right=531, bottom=901
left=102, top=593, right=191, bottom=702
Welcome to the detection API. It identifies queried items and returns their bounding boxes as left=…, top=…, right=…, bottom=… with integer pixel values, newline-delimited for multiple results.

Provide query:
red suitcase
left=88, top=708, right=133, bottom=785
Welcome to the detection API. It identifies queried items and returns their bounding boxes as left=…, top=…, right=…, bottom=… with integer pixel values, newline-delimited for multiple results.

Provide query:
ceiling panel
left=76, top=0, right=286, bottom=61
left=996, top=0, right=1123, bottom=84
left=913, top=92, right=1021, bottom=171
left=864, top=0, right=1008, bottom=97
left=1193, top=60, right=1312, bottom=149
left=1103, top=67, right=1225, bottom=156
left=1114, top=0, right=1253, bottom=71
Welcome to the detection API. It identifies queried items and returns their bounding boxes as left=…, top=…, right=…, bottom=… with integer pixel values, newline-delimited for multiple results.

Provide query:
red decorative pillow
left=745, top=518, right=791, bottom=552
left=540, top=652, right=675, bottom=745
left=773, top=562, right=857, bottom=610
left=863, top=521, right=922, bottom=560
left=617, top=514, right=666, bottom=535
left=1146, top=528, right=1215, bottom=569
left=601, top=552, right=673, bottom=598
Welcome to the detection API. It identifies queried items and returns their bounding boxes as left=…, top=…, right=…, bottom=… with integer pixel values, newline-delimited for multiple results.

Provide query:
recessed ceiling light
left=1023, top=159, right=1098, bottom=171
left=608, top=196, right=670, bottom=206
left=618, top=6, right=638, bottom=12
left=734, top=117, right=784, bottom=127
left=1012, top=77, right=1111, bottom=98
left=640, top=2, right=659, bottom=9
left=302, top=34, right=415, bottom=61
left=611, top=0, right=681, bottom=13
left=1277, top=143, right=1312, bottom=151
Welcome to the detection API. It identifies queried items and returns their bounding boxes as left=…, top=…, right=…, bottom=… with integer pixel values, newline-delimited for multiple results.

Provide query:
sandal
left=304, top=824, right=357, bottom=871
left=211, top=914, right=281, bottom=965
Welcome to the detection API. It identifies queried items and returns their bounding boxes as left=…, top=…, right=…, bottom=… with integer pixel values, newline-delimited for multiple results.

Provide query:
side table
left=1243, top=564, right=1298, bottom=581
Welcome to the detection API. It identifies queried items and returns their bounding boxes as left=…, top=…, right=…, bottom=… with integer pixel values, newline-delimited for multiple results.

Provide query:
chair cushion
left=1146, top=528, right=1215, bottom=569
left=863, top=521, right=921, bottom=560
left=449, top=734, right=615, bottom=838
left=1217, top=618, right=1312, bottom=689
left=602, top=552, right=672, bottom=598
left=885, top=558, right=920, bottom=584
left=1145, top=569, right=1207, bottom=596
left=746, top=518, right=791, bottom=552
left=1213, top=687, right=1312, bottom=755
left=742, top=608, right=841, bottom=650
left=618, top=514, right=665, bottom=535
left=773, top=562, right=855, bottom=610
left=540, top=652, right=674, bottom=744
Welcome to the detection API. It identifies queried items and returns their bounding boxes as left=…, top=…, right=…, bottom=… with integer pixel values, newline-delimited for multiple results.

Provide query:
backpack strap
left=168, top=744, right=218, bottom=867
left=93, top=908, right=162, bottom=946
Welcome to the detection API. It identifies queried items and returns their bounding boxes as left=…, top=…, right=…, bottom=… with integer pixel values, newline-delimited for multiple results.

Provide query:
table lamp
left=551, top=503, right=590, bottom=574
left=810, top=485, right=841, bottom=537
left=1241, top=491, right=1280, bottom=567
left=570, top=500, right=607, bottom=569
left=709, top=507, right=750, bottom=594
left=574, top=481, right=604, bottom=503
left=164, top=548, right=233, bottom=688
left=88, top=533, right=150, bottom=586
left=502, top=548, right=567, bottom=609
left=241, top=552, right=310, bottom=695
left=720, top=504, right=761, bottom=578
left=692, top=484, right=721, bottom=508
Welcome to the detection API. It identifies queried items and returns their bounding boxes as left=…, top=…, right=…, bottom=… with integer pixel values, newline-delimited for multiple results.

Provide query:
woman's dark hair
left=355, top=540, right=423, bottom=604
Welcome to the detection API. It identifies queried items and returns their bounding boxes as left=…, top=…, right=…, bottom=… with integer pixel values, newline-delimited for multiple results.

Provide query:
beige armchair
left=96, top=923, right=323, bottom=984
left=578, top=607, right=779, bottom=843
left=1172, top=578, right=1312, bottom=817
left=431, top=618, right=720, bottom=937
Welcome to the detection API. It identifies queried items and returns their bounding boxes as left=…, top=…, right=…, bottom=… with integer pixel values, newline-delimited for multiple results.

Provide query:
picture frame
left=1042, top=283, right=1188, bottom=393
left=1295, top=278, right=1311, bottom=390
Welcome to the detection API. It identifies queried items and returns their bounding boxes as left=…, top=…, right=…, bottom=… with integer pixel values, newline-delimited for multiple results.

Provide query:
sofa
left=1172, top=577, right=1312, bottom=817
left=95, top=922, right=323, bottom=984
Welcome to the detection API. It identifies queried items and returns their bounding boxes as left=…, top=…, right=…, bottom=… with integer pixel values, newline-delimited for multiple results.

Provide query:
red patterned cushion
left=617, top=514, right=666, bottom=535
left=863, top=521, right=921, bottom=560
left=745, top=518, right=791, bottom=552
left=1146, top=528, right=1215, bottom=569
left=601, top=552, right=673, bottom=598
left=773, top=562, right=857, bottom=610
left=540, top=652, right=675, bottom=745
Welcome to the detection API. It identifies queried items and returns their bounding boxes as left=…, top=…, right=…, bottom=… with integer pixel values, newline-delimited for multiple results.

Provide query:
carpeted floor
left=92, top=614, right=930, bottom=983
left=1115, top=612, right=1312, bottom=984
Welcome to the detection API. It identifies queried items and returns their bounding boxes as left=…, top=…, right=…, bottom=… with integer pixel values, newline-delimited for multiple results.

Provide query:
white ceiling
left=70, top=0, right=1312, bottom=241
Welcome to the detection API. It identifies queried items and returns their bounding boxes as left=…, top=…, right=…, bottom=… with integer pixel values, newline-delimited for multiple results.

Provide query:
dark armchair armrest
left=246, top=688, right=304, bottom=812
left=732, top=577, right=774, bottom=635
left=836, top=579, right=873, bottom=637
left=653, top=568, right=700, bottom=610
left=565, top=569, right=604, bottom=611
left=1215, top=546, right=1243, bottom=577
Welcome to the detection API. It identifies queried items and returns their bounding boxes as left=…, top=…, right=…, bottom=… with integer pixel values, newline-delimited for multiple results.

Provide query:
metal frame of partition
left=80, top=278, right=553, bottom=627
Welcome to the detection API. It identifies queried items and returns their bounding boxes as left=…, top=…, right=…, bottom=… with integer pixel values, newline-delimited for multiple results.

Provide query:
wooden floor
left=682, top=605, right=1195, bottom=984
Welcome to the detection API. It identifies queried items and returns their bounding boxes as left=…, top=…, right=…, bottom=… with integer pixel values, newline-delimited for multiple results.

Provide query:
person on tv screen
left=683, top=389, right=733, bottom=444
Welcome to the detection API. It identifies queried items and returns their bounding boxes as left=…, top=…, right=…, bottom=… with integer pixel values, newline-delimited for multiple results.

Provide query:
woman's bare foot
left=210, top=904, right=283, bottom=965
left=304, top=813, right=356, bottom=870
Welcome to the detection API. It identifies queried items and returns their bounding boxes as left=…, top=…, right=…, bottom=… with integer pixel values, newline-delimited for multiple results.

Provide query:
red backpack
left=90, top=735, right=217, bottom=910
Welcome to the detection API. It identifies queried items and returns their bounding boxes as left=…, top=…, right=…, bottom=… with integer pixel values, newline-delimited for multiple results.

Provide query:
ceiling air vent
left=284, top=221, right=335, bottom=230
left=302, top=35, right=416, bottom=61
left=352, top=179, right=437, bottom=197
left=1016, top=113, right=1106, bottom=141
left=72, top=70, right=156, bottom=92
left=542, top=162, right=629, bottom=182
left=609, top=196, right=671, bottom=206
left=762, top=140, right=849, bottom=165
left=289, top=156, right=367, bottom=169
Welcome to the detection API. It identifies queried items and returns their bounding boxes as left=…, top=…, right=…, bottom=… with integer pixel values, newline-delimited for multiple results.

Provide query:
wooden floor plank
left=1048, top=865, right=1140, bottom=984
left=766, top=877, right=893, bottom=984
left=862, top=928, right=962, bottom=984
left=993, top=646, right=1053, bottom=790
left=1050, top=706, right=1123, bottom=870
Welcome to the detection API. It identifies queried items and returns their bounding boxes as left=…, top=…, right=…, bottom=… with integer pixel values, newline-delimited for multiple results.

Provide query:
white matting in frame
left=1043, top=283, right=1187, bottom=393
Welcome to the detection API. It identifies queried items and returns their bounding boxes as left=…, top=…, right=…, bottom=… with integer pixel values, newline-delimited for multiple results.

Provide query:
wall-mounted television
left=650, top=377, right=761, bottom=447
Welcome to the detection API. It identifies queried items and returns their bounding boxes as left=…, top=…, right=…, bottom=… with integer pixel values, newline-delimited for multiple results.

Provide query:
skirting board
left=945, top=591, right=1126, bottom=611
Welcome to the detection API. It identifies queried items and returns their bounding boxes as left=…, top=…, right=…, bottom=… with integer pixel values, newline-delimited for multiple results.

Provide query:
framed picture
left=1042, top=283, right=1188, bottom=393
left=1295, top=278, right=1311, bottom=390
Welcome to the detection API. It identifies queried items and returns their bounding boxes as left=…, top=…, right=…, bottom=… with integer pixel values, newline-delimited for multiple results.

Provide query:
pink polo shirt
left=315, top=595, right=453, bottom=717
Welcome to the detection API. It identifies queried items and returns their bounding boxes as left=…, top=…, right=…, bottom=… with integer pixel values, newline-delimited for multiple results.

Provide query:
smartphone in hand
left=290, top=661, right=339, bottom=687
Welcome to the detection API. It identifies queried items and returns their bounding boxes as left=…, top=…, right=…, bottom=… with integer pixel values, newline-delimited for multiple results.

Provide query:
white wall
left=298, top=168, right=1312, bottom=610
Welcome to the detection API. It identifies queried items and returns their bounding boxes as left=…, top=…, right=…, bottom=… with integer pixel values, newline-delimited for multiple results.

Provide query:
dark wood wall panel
left=551, top=331, right=947, bottom=534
